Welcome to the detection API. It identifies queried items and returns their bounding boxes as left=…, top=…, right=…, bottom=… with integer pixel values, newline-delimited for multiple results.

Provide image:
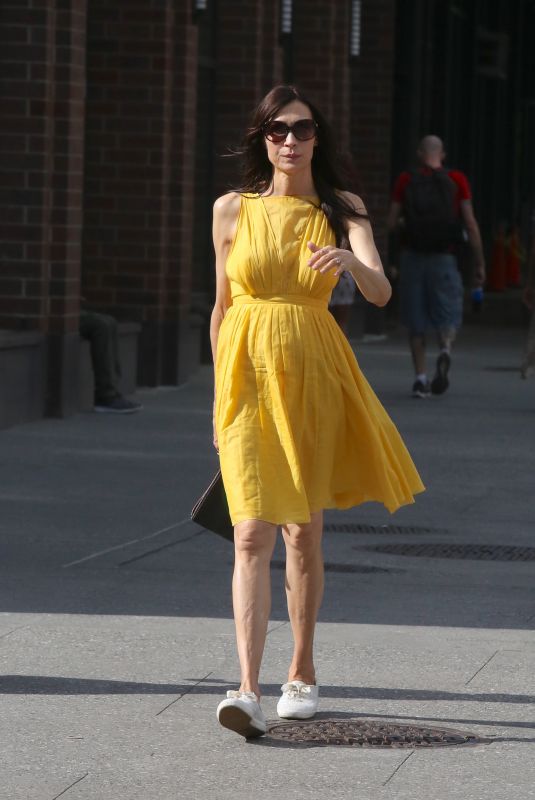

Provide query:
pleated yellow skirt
left=215, top=194, right=424, bottom=525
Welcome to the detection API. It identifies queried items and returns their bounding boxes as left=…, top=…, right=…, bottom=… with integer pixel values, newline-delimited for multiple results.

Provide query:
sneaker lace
left=281, top=681, right=313, bottom=698
left=226, top=690, right=257, bottom=700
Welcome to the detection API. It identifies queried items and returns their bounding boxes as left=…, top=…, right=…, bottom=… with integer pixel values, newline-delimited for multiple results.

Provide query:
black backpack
left=403, top=168, right=462, bottom=253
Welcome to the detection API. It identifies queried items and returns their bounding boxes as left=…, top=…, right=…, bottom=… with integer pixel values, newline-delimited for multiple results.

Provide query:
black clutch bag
left=191, top=469, right=234, bottom=542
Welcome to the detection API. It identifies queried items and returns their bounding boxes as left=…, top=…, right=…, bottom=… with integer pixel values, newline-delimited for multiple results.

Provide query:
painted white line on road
left=62, top=516, right=192, bottom=568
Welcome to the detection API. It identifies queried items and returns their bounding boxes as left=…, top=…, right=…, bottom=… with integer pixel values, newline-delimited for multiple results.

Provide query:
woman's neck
left=268, top=170, right=316, bottom=197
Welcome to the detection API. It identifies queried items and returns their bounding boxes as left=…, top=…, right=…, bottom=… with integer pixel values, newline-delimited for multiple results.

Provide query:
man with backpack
left=388, top=135, right=486, bottom=397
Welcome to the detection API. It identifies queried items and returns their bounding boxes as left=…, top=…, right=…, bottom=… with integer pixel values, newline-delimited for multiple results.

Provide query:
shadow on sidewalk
left=1, top=675, right=533, bottom=709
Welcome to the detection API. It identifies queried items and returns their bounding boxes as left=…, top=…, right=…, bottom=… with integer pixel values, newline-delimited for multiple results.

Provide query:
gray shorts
left=399, top=250, right=463, bottom=336
left=329, top=271, right=356, bottom=306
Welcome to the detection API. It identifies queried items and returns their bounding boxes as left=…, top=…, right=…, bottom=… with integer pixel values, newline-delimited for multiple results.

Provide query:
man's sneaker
left=431, top=352, right=451, bottom=395
left=216, top=690, right=267, bottom=738
left=94, top=396, right=142, bottom=414
left=521, top=363, right=534, bottom=379
left=412, top=379, right=431, bottom=399
left=277, top=681, right=319, bottom=720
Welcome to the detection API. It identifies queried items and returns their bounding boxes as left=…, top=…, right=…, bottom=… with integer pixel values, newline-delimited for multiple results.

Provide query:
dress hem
left=229, top=486, right=425, bottom=527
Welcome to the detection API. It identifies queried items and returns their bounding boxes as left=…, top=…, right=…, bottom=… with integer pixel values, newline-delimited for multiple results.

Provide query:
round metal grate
left=271, top=559, right=392, bottom=574
left=267, top=718, right=487, bottom=748
left=360, top=543, right=535, bottom=561
left=324, top=523, right=442, bottom=535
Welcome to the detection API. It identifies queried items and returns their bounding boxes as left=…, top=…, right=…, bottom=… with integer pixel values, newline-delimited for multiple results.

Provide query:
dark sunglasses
left=263, top=118, right=318, bottom=143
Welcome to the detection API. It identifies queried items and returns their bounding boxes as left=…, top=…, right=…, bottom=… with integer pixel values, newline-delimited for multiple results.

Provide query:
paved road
left=1, top=325, right=534, bottom=799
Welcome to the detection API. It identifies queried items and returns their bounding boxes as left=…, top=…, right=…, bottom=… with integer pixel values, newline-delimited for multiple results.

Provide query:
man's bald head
left=417, top=135, right=445, bottom=166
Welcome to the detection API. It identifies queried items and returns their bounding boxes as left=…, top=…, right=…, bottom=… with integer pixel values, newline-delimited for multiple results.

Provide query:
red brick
left=0, top=297, right=42, bottom=315
left=0, top=279, right=24, bottom=295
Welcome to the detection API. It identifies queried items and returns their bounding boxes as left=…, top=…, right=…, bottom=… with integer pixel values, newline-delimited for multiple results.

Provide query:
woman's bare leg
left=281, top=510, right=324, bottom=685
left=232, top=519, right=277, bottom=699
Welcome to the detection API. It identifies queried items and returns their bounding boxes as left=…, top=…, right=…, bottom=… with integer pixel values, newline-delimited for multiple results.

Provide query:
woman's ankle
left=239, top=682, right=261, bottom=700
left=287, top=666, right=316, bottom=685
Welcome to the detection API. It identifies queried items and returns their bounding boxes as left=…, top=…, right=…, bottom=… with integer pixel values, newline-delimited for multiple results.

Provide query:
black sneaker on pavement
left=412, top=379, right=431, bottom=399
left=94, top=396, right=142, bottom=414
left=431, top=352, right=451, bottom=395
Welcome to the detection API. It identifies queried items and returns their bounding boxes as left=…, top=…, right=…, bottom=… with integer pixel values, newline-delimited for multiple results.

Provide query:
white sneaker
left=277, top=681, right=319, bottom=719
left=216, top=690, right=267, bottom=738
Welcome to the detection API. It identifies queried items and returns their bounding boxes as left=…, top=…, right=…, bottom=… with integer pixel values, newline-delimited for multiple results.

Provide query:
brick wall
left=1, top=1, right=85, bottom=336
left=1, top=0, right=87, bottom=415
left=162, top=2, right=199, bottom=382
left=1, top=2, right=52, bottom=333
left=350, top=0, right=397, bottom=260
left=260, top=0, right=284, bottom=94
left=293, top=0, right=351, bottom=153
left=213, top=0, right=283, bottom=195
left=82, top=1, right=199, bottom=385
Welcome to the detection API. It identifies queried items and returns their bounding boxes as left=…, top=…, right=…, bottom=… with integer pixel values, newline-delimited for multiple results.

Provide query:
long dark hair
left=235, top=85, right=367, bottom=247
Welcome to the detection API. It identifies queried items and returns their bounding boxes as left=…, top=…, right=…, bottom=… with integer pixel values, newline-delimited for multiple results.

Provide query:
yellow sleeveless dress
left=215, top=194, right=424, bottom=525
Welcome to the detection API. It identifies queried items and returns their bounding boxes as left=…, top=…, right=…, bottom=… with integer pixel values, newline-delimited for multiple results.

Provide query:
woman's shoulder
left=213, top=193, right=242, bottom=245
left=213, top=191, right=242, bottom=215
left=213, top=193, right=242, bottom=235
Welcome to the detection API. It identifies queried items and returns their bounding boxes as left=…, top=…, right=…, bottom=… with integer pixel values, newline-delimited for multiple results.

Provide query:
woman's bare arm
left=210, top=191, right=240, bottom=447
left=460, top=199, right=486, bottom=286
left=210, top=192, right=240, bottom=361
left=343, top=192, right=391, bottom=307
left=307, top=192, right=391, bottom=307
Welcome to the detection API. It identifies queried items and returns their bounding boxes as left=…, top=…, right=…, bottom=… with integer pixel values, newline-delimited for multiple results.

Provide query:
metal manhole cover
left=271, top=559, right=392, bottom=574
left=324, top=523, right=442, bottom=535
left=267, top=718, right=487, bottom=748
left=360, top=543, right=535, bottom=561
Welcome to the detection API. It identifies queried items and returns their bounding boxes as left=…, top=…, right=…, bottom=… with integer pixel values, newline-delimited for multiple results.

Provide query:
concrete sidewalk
left=1, top=325, right=534, bottom=800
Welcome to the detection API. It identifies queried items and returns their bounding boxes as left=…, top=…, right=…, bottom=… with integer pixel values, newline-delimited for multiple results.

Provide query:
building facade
left=1, top=0, right=533, bottom=428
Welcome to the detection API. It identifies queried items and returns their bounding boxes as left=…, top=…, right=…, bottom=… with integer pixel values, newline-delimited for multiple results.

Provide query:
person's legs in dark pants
left=400, top=251, right=430, bottom=397
left=79, top=311, right=120, bottom=403
left=437, top=326, right=456, bottom=353
left=79, top=311, right=141, bottom=413
left=409, top=333, right=427, bottom=375
left=426, top=256, right=463, bottom=395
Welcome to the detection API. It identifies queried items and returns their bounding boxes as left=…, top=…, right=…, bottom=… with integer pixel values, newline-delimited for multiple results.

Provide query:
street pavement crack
left=118, top=530, right=205, bottom=566
left=267, top=621, right=288, bottom=635
left=465, top=650, right=500, bottom=685
left=0, top=625, right=28, bottom=640
left=62, top=517, right=192, bottom=567
left=382, top=750, right=414, bottom=786
left=51, top=772, right=89, bottom=799
left=155, top=671, right=214, bottom=716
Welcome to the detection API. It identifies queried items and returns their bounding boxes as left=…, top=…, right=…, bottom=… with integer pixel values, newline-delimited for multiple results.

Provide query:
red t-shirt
left=392, top=167, right=472, bottom=212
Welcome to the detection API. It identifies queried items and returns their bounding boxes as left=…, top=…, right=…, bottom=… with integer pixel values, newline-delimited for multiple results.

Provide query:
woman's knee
left=283, top=519, right=323, bottom=558
left=234, top=520, right=276, bottom=559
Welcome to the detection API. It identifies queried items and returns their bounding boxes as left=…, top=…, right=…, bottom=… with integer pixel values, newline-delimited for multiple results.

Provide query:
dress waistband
left=232, top=294, right=327, bottom=309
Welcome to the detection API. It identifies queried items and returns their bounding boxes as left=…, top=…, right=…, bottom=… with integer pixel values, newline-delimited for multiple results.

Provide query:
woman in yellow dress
left=211, top=85, right=424, bottom=738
